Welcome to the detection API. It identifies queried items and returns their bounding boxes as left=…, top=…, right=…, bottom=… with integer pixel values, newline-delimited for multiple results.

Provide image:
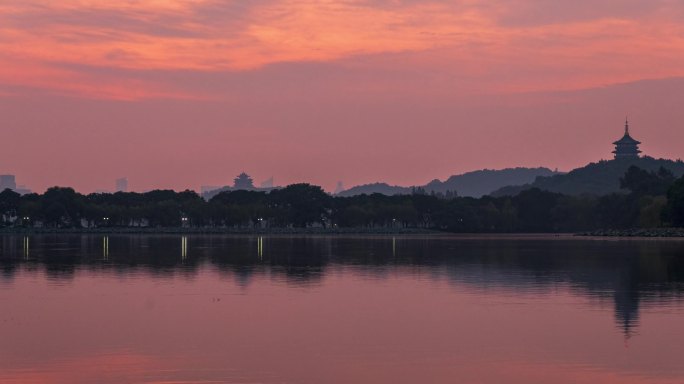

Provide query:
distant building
left=201, top=185, right=222, bottom=195
left=115, top=177, right=128, bottom=192
left=234, top=172, right=255, bottom=189
left=14, top=185, right=32, bottom=195
left=334, top=181, right=345, bottom=195
left=613, top=119, right=642, bottom=159
left=260, top=177, right=274, bottom=189
left=0, top=175, right=17, bottom=191
left=0, top=175, right=29, bottom=194
left=201, top=174, right=279, bottom=200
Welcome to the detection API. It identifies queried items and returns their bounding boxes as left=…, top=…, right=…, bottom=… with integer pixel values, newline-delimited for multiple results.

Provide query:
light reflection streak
left=102, top=236, right=109, bottom=260
left=23, top=236, right=29, bottom=260
left=258, top=236, right=263, bottom=260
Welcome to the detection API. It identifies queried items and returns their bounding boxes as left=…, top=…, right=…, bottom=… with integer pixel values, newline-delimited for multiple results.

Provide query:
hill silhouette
left=491, top=157, right=684, bottom=197
left=337, top=167, right=558, bottom=197
left=424, top=167, right=559, bottom=197
left=336, top=183, right=411, bottom=197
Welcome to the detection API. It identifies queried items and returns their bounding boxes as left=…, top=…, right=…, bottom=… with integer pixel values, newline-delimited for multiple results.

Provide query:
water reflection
left=258, top=236, right=264, bottom=260
left=1, top=235, right=683, bottom=338
left=102, top=236, right=109, bottom=261
left=22, top=236, right=31, bottom=261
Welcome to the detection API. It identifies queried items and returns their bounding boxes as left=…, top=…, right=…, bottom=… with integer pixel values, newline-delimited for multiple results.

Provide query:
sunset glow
left=1, top=1, right=684, bottom=192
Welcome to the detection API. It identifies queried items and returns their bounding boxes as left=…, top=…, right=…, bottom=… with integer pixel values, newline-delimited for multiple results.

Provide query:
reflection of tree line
left=1, top=236, right=684, bottom=335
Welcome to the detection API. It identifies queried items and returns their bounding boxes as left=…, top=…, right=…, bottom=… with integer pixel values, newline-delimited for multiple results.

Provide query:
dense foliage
left=2, top=166, right=684, bottom=232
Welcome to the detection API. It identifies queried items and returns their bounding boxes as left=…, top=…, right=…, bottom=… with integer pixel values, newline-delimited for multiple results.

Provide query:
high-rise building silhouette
left=260, top=177, right=274, bottom=188
left=0, top=175, right=17, bottom=191
left=201, top=185, right=221, bottom=195
left=115, top=177, right=128, bottom=192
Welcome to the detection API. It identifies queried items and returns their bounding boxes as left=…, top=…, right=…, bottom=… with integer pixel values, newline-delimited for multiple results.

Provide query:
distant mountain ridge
left=424, top=167, right=560, bottom=197
left=491, top=157, right=684, bottom=197
left=337, top=167, right=559, bottom=198
left=336, top=183, right=412, bottom=197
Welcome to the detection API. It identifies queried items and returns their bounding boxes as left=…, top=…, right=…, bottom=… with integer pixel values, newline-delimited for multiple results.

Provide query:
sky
left=1, top=0, right=684, bottom=193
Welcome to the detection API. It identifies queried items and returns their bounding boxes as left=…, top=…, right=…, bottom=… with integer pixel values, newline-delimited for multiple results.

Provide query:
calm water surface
left=1, top=235, right=684, bottom=384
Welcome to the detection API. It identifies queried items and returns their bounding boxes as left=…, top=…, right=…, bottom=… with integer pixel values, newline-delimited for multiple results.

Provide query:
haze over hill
left=492, top=157, right=684, bottom=197
left=337, top=167, right=559, bottom=198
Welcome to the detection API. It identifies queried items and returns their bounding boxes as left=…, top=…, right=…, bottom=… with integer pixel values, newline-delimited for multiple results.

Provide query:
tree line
left=1, top=166, right=684, bottom=232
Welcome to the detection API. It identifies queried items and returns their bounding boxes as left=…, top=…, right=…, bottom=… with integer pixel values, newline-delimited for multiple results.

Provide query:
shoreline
left=576, top=228, right=684, bottom=238
left=2, top=227, right=684, bottom=238
left=0, top=227, right=441, bottom=235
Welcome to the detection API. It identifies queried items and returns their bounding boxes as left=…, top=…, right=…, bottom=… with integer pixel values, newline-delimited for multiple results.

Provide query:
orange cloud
left=1, top=0, right=684, bottom=99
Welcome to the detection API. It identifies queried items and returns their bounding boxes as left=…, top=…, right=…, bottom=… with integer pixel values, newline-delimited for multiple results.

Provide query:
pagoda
left=612, top=119, right=641, bottom=159
left=233, top=172, right=255, bottom=189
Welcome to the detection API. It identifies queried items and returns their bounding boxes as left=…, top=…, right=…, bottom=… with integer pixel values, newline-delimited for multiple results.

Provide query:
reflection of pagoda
left=613, top=119, right=642, bottom=159
left=614, top=287, right=640, bottom=340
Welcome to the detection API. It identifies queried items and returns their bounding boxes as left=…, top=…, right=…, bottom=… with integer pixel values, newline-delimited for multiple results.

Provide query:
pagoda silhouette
left=613, top=119, right=641, bottom=159
left=233, top=172, right=255, bottom=189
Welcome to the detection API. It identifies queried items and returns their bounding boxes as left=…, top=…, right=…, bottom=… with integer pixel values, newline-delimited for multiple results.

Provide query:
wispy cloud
left=1, top=0, right=684, bottom=99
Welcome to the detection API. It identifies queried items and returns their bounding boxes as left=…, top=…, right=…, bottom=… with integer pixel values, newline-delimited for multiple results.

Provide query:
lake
left=1, top=235, right=683, bottom=384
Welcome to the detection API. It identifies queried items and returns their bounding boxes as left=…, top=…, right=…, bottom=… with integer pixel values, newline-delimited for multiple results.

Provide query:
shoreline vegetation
left=2, top=227, right=684, bottom=238
left=577, top=228, right=684, bottom=237
left=0, top=227, right=440, bottom=235
left=2, top=165, right=684, bottom=236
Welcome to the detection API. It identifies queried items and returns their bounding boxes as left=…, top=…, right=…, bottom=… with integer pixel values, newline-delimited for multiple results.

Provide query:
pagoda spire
left=625, top=117, right=629, bottom=135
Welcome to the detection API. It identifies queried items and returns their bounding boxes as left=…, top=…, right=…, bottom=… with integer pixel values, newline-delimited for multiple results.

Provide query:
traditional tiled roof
left=613, top=134, right=640, bottom=145
left=613, top=119, right=641, bottom=145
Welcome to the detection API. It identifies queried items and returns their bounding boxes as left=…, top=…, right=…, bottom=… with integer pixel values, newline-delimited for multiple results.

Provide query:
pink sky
left=1, top=0, right=684, bottom=193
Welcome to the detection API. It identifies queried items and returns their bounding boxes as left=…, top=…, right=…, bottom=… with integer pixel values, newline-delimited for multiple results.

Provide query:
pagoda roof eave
left=613, top=135, right=641, bottom=145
